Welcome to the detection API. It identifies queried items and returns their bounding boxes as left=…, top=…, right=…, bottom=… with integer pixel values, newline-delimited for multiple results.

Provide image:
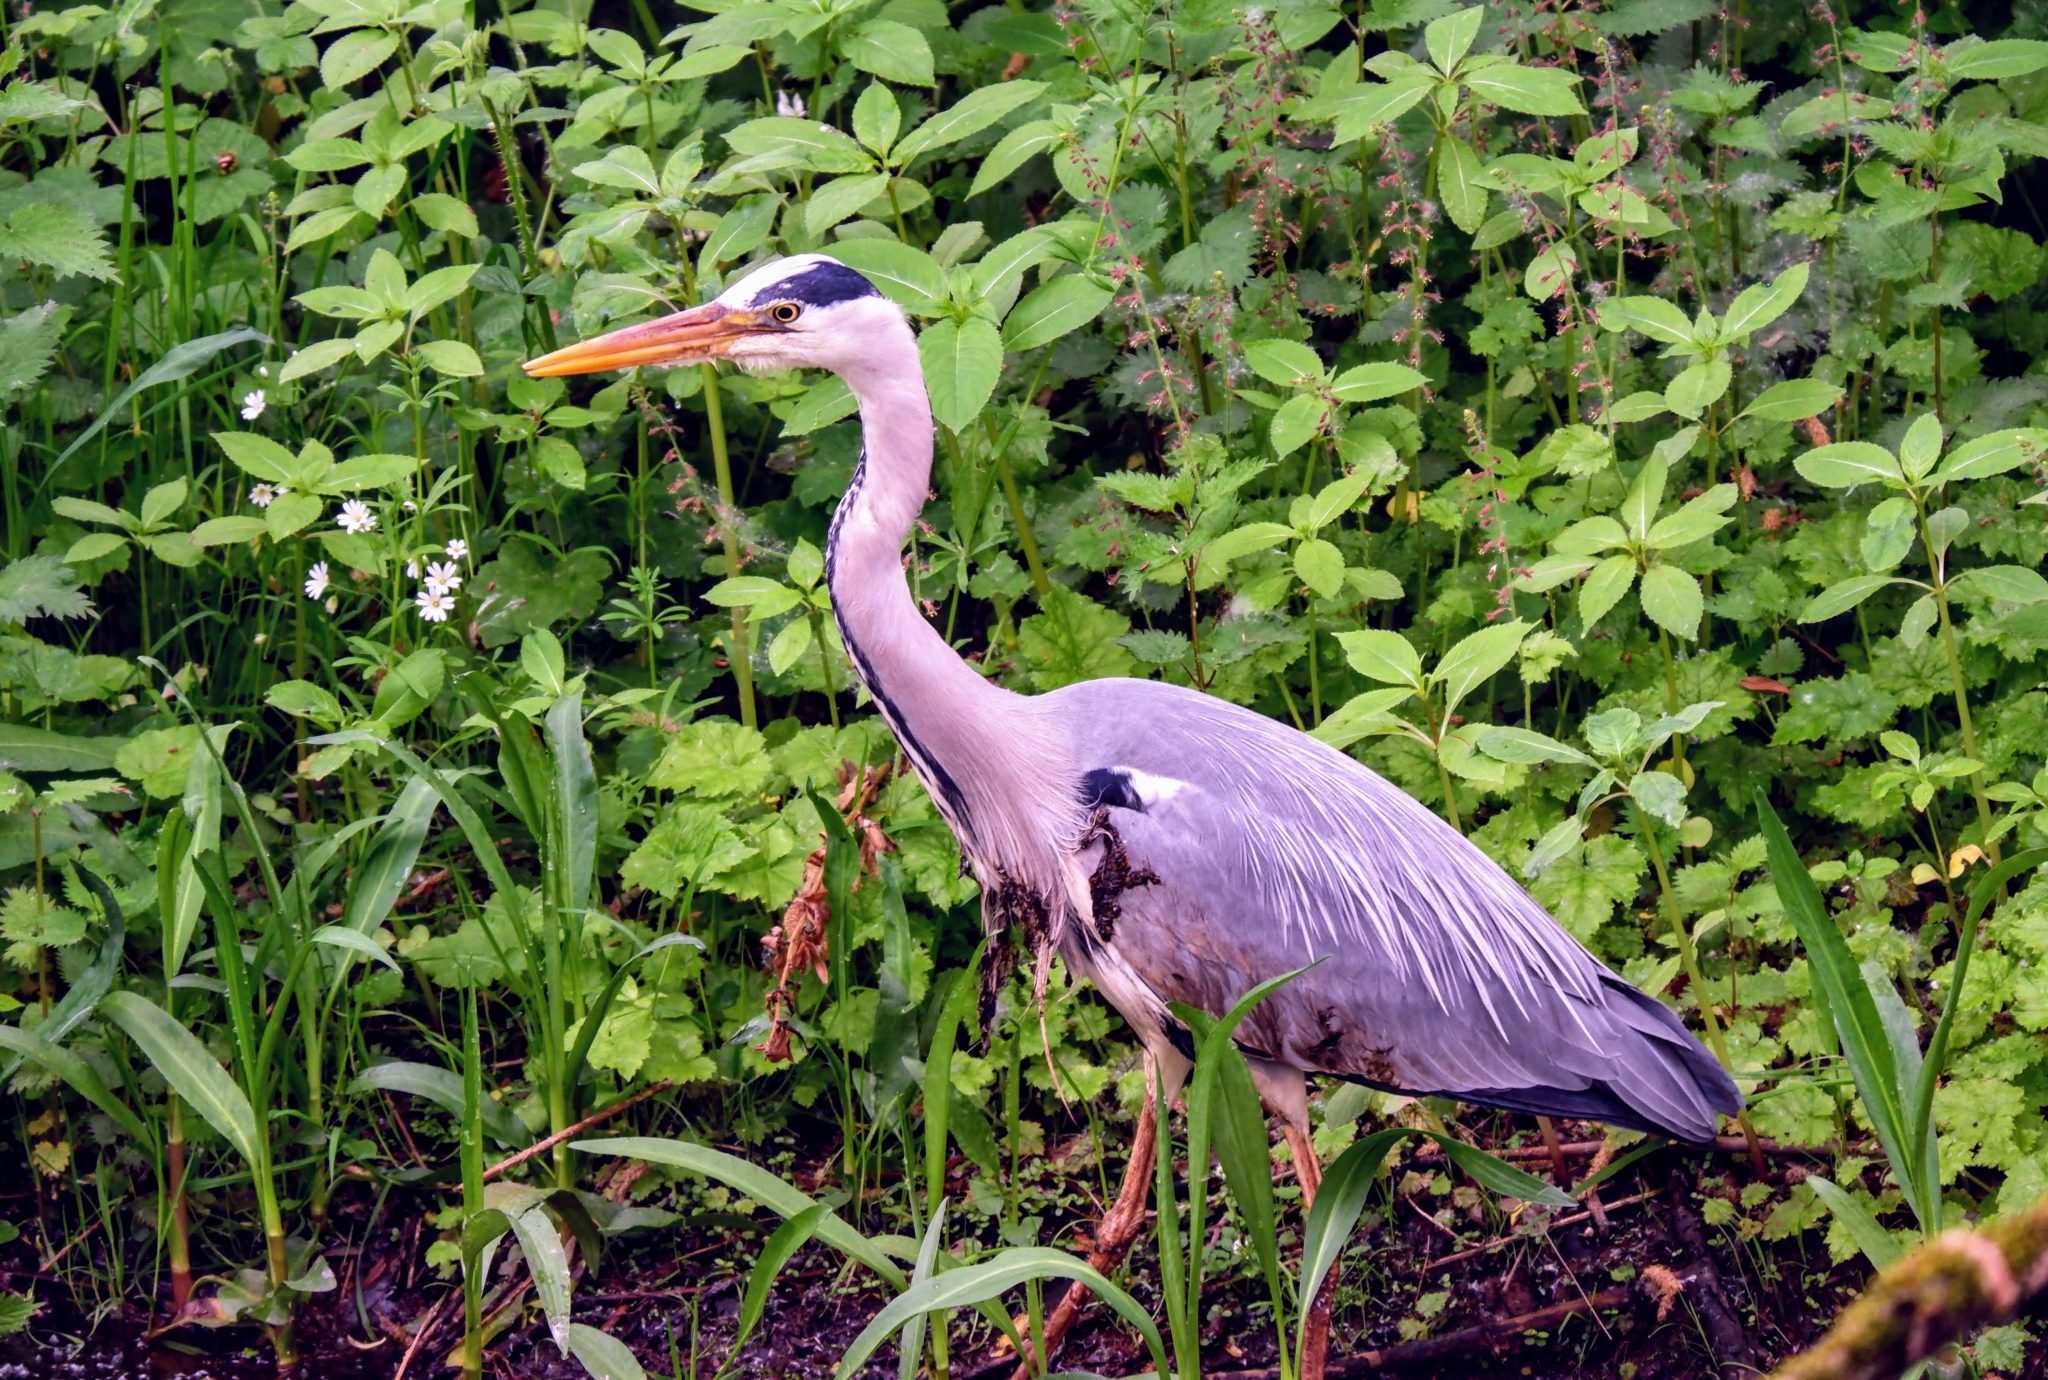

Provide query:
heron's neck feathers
left=825, top=317, right=1082, bottom=898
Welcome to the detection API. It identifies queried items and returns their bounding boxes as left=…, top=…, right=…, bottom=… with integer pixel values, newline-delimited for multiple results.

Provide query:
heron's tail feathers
left=1455, top=976, right=1740, bottom=1142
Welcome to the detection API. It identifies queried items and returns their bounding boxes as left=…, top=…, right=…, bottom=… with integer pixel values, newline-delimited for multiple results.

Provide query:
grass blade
left=565, top=1323, right=650, bottom=1380
left=726, top=1203, right=830, bottom=1373
left=351, top=1060, right=533, bottom=1149
left=1805, top=1174, right=1903, bottom=1268
left=0, top=1025, right=149, bottom=1143
left=98, top=990, right=259, bottom=1166
left=1756, top=789, right=1919, bottom=1219
left=1296, top=1128, right=1409, bottom=1362
left=50, top=326, right=268, bottom=473
left=834, top=1247, right=1169, bottom=1379
left=572, top=1137, right=905, bottom=1288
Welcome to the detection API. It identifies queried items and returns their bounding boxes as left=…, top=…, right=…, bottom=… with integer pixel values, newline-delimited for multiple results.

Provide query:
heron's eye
left=770, top=302, right=802, bottom=324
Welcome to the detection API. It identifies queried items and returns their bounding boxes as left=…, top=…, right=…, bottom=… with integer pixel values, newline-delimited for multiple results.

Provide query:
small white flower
left=406, top=560, right=420, bottom=579
left=776, top=89, right=805, bottom=119
left=425, top=561, right=462, bottom=594
left=402, top=499, right=417, bottom=512
left=336, top=499, right=377, bottom=534
left=446, top=538, right=469, bottom=560
left=415, top=588, right=455, bottom=623
left=250, top=483, right=278, bottom=509
left=324, top=596, right=338, bottom=614
left=240, top=389, right=266, bottom=420
left=304, top=561, right=330, bottom=600
left=257, top=364, right=269, bottom=378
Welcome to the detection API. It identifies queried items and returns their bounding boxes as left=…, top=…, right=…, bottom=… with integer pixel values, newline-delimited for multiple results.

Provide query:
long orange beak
left=522, top=303, right=765, bottom=376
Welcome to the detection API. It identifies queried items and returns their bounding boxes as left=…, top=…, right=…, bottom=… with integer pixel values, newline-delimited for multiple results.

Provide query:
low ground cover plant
left=3, top=0, right=2048, bottom=1373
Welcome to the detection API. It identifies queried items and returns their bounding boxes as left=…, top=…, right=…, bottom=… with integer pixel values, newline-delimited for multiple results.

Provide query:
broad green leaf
left=1338, top=629, right=1423, bottom=688
left=1645, top=485, right=1736, bottom=549
left=1720, top=262, right=1808, bottom=342
left=919, top=317, right=1003, bottom=433
left=1431, top=620, right=1530, bottom=719
left=1464, top=63, right=1585, bottom=116
left=563, top=1324, right=649, bottom=1380
left=1627, top=770, right=1686, bottom=827
left=1796, top=441, right=1903, bottom=489
left=1294, top=537, right=1345, bottom=598
left=1664, top=358, right=1730, bottom=419
left=1579, top=552, right=1638, bottom=629
left=1328, top=361, right=1426, bottom=403
left=1898, top=413, right=1943, bottom=480
left=1302, top=466, right=1378, bottom=530
left=1423, top=6, right=1482, bottom=70
left=1300, top=71, right=1436, bottom=144
left=819, top=240, right=946, bottom=312
left=1800, top=575, right=1906, bottom=622
left=1596, top=296, right=1696, bottom=345
left=1435, top=1135, right=1575, bottom=1208
left=967, top=120, right=1060, bottom=197
left=1931, top=428, right=2042, bottom=483
left=1524, top=243, right=1578, bottom=301
left=1621, top=455, right=1669, bottom=539
left=893, top=81, right=1048, bottom=163
left=842, top=20, right=935, bottom=85
left=851, top=83, right=901, bottom=157
left=351, top=1060, right=534, bottom=1147
left=1004, top=275, right=1111, bottom=352
left=1267, top=393, right=1326, bottom=458
left=1241, top=338, right=1325, bottom=387
left=0, top=1025, right=149, bottom=1143
left=1741, top=377, right=1841, bottom=421
left=703, top=576, right=802, bottom=618
left=1951, top=565, right=2048, bottom=605
left=1475, top=725, right=1594, bottom=766
left=1436, top=133, right=1487, bottom=233
left=1945, top=38, right=2048, bottom=80
left=1638, top=564, right=1704, bottom=639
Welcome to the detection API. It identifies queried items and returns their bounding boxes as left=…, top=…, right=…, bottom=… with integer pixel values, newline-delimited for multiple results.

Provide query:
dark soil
left=5, top=1130, right=2046, bottom=1379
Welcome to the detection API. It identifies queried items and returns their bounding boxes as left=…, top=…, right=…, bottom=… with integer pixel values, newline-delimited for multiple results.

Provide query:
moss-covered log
left=1772, top=1195, right=2048, bottom=1380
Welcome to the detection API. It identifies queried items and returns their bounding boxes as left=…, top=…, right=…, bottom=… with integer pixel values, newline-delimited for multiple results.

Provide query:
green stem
left=700, top=363, right=757, bottom=728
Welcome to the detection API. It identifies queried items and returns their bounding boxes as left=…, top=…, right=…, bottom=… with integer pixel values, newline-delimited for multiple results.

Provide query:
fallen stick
left=482, top=1080, right=670, bottom=1183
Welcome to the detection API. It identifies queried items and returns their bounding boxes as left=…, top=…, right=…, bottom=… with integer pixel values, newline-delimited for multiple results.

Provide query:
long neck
left=824, top=326, right=1076, bottom=873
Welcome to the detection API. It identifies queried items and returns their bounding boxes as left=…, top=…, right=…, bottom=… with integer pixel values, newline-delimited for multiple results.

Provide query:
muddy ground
left=5, top=1129, right=2045, bottom=1379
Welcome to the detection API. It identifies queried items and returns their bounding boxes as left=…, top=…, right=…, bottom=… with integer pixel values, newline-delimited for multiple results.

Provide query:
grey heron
left=526, top=253, right=1743, bottom=1375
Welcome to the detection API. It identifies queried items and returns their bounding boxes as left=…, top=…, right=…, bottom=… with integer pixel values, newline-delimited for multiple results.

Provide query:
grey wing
left=1047, top=678, right=1740, bottom=1142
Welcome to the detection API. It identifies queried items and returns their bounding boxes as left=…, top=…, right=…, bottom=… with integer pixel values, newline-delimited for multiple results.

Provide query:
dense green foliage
left=5, top=0, right=2048, bottom=1371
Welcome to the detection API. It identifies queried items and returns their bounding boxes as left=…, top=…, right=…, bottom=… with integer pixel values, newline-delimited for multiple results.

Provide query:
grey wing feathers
left=1047, top=678, right=1740, bottom=1142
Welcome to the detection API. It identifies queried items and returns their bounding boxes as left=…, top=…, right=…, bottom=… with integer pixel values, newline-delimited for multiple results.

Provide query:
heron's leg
left=1282, top=1118, right=1333, bottom=1380
left=1010, top=1055, right=1166, bottom=1378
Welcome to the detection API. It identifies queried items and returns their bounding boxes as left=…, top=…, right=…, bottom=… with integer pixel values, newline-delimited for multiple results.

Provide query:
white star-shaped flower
left=415, top=588, right=455, bottom=623
left=446, top=538, right=469, bottom=560
left=304, top=561, right=330, bottom=600
left=240, top=389, right=266, bottom=420
left=424, top=561, right=462, bottom=594
left=336, top=500, right=377, bottom=534
left=250, top=483, right=278, bottom=509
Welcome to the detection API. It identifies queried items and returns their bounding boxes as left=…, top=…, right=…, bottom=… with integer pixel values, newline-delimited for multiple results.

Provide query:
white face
left=713, top=254, right=905, bottom=375
left=523, top=253, right=909, bottom=381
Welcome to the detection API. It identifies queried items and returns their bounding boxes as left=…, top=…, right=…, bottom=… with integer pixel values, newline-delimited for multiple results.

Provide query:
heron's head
left=522, top=253, right=899, bottom=380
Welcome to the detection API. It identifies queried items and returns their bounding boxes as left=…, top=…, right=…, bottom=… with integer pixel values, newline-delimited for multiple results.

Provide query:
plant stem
left=699, top=362, right=757, bottom=729
left=1639, top=810, right=1765, bottom=1173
